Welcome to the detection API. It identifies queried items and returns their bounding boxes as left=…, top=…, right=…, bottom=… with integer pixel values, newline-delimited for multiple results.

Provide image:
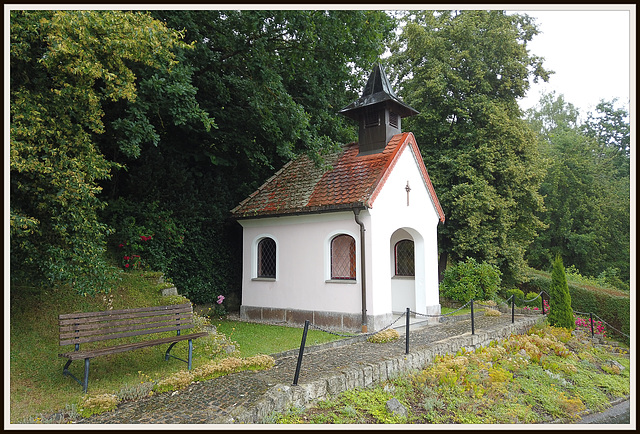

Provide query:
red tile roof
left=231, top=132, right=445, bottom=222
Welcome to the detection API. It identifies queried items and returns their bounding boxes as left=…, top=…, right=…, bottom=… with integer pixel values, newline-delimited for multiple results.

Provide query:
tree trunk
left=438, top=250, right=449, bottom=283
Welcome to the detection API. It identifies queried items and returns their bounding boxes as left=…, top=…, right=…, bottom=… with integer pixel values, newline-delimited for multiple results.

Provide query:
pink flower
left=118, top=243, right=124, bottom=248
left=125, top=264, right=130, bottom=268
left=216, top=295, right=225, bottom=305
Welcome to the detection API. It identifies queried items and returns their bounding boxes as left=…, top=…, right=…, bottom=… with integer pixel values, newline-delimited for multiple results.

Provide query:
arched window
left=395, top=239, right=415, bottom=276
left=257, top=237, right=276, bottom=278
left=331, top=234, right=356, bottom=280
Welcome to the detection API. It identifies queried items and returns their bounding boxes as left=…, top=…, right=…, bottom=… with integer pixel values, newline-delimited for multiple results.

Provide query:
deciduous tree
left=388, top=10, right=550, bottom=284
left=525, top=93, right=630, bottom=286
left=10, top=10, right=200, bottom=294
left=100, top=10, right=396, bottom=303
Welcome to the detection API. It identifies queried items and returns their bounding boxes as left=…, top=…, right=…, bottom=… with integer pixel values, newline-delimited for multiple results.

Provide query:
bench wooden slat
left=59, top=332, right=208, bottom=360
left=59, top=306, right=192, bottom=326
left=59, top=313, right=193, bottom=335
left=58, top=303, right=192, bottom=320
left=58, top=303, right=208, bottom=393
left=59, top=318, right=194, bottom=341
left=60, top=323, right=198, bottom=346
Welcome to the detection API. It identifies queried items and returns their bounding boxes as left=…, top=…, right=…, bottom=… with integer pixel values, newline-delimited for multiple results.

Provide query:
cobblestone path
left=76, top=314, right=540, bottom=424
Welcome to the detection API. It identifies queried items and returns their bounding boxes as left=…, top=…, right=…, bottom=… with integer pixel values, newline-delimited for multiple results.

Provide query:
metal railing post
left=511, top=295, right=515, bottom=324
left=541, top=292, right=546, bottom=315
left=470, top=299, right=475, bottom=335
left=405, top=307, right=410, bottom=354
left=590, top=312, right=595, bottom=338
left=292, top=320, right=310, bottom=386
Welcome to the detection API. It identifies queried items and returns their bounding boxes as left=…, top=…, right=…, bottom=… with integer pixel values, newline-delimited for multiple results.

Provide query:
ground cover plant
left=9, top=272, right=345, bottom=424
left=273, top=323, right=630, bottom=424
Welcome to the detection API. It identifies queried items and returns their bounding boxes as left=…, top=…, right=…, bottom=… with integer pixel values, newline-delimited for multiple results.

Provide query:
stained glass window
left=395, top=239, right=415, bottom=276
left=257, top=238, right=276, bottom=278
left=331, top=235, right=356, bottom=280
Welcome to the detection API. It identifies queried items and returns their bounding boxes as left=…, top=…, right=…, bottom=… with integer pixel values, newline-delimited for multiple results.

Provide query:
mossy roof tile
left=231, top=133, right=444, bottom=222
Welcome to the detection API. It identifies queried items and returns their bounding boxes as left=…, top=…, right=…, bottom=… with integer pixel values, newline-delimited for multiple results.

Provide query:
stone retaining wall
left=230, top=316, right=541, bottom=423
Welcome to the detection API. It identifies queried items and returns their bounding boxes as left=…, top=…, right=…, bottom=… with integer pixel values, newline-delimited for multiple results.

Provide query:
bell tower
left=339, top=63, right=419, bottom=155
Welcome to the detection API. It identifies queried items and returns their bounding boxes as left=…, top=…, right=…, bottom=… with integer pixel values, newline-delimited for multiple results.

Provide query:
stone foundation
left=240, top=305, right=396, bottom=333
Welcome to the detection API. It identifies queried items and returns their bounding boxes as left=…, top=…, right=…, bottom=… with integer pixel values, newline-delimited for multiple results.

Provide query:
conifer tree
left=547, top=255, right=575, bottom=330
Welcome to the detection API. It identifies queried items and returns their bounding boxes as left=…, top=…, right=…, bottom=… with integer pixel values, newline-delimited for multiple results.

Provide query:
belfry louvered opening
left=365, top=109, right=380, bottom=128
left=389, top=111, right=399, bottom=129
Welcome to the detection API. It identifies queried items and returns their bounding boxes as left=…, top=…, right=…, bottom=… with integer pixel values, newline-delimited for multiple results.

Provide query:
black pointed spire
left=339, top=63, right=418, bottom=121
left=339, top=63, right=418, bottom=154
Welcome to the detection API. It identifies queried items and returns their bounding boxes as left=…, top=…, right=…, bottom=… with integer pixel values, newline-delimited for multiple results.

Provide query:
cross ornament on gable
left=405, top=181, right=411, bottom=206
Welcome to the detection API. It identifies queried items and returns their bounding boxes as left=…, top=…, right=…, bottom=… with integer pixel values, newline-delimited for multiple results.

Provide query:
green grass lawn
left=441, top=306, right=472, bottom=316
left=8, top=273, right=346, bottom=423
left=213, top=319, right=349, bottom=358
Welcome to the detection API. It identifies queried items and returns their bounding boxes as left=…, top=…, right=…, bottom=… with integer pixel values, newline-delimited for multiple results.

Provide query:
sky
left=507, top=6, right=633, bottom=117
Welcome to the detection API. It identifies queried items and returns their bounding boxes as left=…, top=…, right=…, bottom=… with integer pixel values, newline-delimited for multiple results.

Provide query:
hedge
left=520, top=269, right=630, bottom=344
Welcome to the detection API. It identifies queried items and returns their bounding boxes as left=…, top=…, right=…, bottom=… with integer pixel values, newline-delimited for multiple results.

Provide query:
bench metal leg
left=62, top=358, right=90, bottom=393
left=165, top=342, right=178, bottom=362
left=164, top=340, right=194, bottom=370
left=83, top=358, right=90, bottom=393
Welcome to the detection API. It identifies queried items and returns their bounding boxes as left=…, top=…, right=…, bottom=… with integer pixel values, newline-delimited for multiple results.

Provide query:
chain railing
left=307, top=312, right=407, bottom=339
left=573, top=310, right=630, bottom=340
left=292, top=290, right=628, bottom=385
left=293, top=313, right=408, bottom=385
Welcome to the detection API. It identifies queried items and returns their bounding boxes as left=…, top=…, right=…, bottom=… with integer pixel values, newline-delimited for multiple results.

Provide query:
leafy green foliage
left=525, top=93, right=630, bottom=285
left=505, top=288, right=525, bottom=307
left=388, top=10, right=550, bottom=285
left=103, top=199, right=185, bottom=274
left=547, top=256, right=575, bottom=330
left=522, top=268, right=629, bottom=343
left=9, top=10, right=196, bottom=295
left=440, top=257, right=501, bottom=303
left=97, top=10, right=395, bottom=304
left=525, top=291, right=542, bottom=309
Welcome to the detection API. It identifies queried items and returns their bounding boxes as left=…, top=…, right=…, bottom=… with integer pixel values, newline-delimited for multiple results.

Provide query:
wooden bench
left=59, top=303, right=208, bottom=393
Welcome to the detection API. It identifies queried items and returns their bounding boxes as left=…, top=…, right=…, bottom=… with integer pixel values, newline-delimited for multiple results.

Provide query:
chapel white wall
left=238, top=211, right=367, bottom=314
left=367, top=143, right=441, bottom=316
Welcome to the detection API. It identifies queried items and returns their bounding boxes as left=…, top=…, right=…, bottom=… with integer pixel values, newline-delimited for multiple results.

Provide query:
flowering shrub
left=575, top=316, right=606, bottom=337
left=106, top=199, right=185, bottom=274
left=119, top=234, right=153, bottom=271
left=523, top=299, right=550, bottom=313
left=204, top=295, right=227, bottom=318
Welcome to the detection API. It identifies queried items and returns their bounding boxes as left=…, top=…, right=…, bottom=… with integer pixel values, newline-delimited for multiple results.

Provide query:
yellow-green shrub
left=367, top=329, right=399, bottom=343
left=78, top=394, right=119, bottom=418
